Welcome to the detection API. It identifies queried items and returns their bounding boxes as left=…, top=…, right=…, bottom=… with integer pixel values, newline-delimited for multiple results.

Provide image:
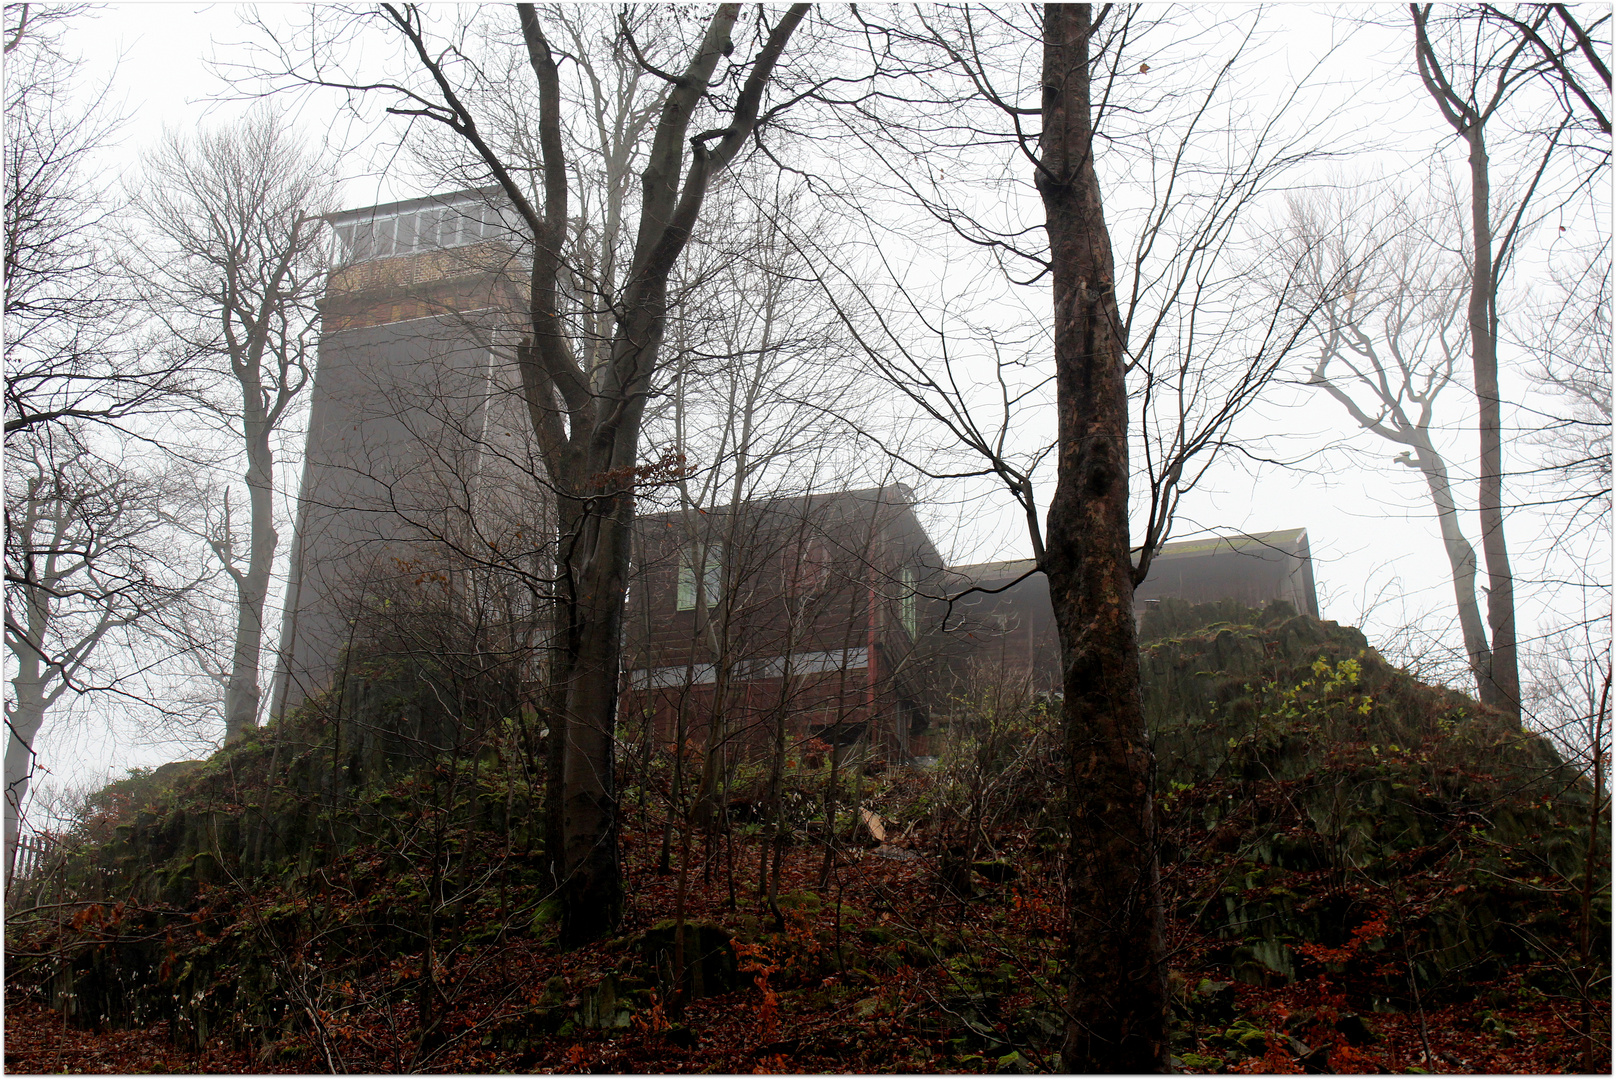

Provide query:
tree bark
left=1407, top=439, right=1493, bottom=692
left=223, top=423, right=279, bottom=738
left=4, top=677, right=47, bottom=886
left=556, top=489, right=634, bottom=944
left=1410, top=3, right=1524, bottom=722
left=1037, top=4, right=1169, bottom=1071
left=6, top=487, right=74, bottom=883
left=1459, top=122, right=1522, bottom=721
left=543, top=498, right=579, bottom=889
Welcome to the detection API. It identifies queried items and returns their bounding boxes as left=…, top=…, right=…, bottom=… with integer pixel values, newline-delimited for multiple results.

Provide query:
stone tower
left=269, top=189, right=544, bottom=719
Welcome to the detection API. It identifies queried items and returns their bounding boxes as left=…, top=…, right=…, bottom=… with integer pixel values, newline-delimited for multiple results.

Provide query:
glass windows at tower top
left=332, top=197, right=513, bottom=265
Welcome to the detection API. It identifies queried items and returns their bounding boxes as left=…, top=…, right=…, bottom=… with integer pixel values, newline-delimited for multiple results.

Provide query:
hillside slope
left=5, top=603, right=1607, bottom=1073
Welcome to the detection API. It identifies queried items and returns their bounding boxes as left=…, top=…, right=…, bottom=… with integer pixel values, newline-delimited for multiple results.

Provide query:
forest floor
left=3, top=811, right=1600, bottom=1075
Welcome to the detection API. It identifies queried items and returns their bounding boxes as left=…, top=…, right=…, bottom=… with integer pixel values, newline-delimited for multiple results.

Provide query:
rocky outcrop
left=1141, top=599, right=1604, bottom=998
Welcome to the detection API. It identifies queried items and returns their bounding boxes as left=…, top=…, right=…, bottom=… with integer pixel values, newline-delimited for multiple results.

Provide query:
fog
left=16, top=2, right=1608, bottom=818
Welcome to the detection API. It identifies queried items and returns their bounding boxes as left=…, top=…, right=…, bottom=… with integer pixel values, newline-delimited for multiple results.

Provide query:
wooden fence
left=7, top=833, right=64, bottom=895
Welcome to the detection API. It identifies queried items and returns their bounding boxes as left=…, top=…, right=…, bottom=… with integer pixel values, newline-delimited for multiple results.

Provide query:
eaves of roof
left=949, top=528, right=1310, bottom=583
left=326, top=185, right=505, bottom=226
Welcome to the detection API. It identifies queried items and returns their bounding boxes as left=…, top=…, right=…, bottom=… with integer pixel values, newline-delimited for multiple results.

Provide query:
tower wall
left=270, top=193, right=540, bottom=720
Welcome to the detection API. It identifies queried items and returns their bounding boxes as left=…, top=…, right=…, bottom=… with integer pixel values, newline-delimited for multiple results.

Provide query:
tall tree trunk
left=544, top=496, right=582, bottom=889
left=1460, top=123, right=1522, bottom=721
left=3, top=691, right=45, bottom=887
left=1408, top=439, right=1493, bottom=691
left=504, top=1, right=806, bottom=946
left=1037, top=5, right=1169, bottom=1071
left=556, top=489, right=634, bottom=945
left=223, top=425, right=279, bottom=738
left=1411, top=4, right=1524, bottom=723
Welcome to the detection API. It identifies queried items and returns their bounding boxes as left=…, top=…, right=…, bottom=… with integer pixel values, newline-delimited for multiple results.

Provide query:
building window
left=900, top=565, right=918, bottom=639
left=419, top=205, right=446, bottom=248
left=333, top=197, right=512, bottom=265
left=370, top=216, right=396, bottom=260
left=676, top=543, right=721, bottom=611
left=789, top=538, right=830, bottom=596
left=394, top=210, right=418, bottom=252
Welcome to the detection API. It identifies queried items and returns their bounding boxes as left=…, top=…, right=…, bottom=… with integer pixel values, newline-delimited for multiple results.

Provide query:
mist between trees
left=3, top=3, right=1608, bottom=1073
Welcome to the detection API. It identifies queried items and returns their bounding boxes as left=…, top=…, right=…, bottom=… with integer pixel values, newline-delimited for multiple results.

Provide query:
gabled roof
left=949, top=557, right=1037, bottom=585
left=950, top=528, right=1312, bottom=584
left=1148, top=527, right=1309, bottom=563
left=634, top=484, right=944, bottom=569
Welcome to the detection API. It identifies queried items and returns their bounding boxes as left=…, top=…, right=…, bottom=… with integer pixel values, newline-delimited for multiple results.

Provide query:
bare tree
left=3, top=430, right=209, bottom=883
left=1519, top=245, right=1611, bottom=557
left=128, top=109, right=334, bottom=740
left=793, top=8, right=1348, bottom=1066
left=1480, top=2, right=1612, bottom=140
left=247, top=2, right=811, bottom=944
left=2, top=3, right=189, bottom=444
left=1033, top=9, right=1171, bottom=1067
left=808, top=7, right=1340, bottom=587
left=1410, top=1, right=1582, bottom=721
left=3, top=2, right=218, bottom=880
left=1285, top=183, right=1499, bottom=697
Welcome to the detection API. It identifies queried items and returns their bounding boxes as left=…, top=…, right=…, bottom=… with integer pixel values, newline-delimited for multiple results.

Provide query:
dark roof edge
left=327, top=185, right=505, bottom=226
left=1147, top=527, right=1309, bottom=562
left=634, top=483, right=917, bottom=524
left=950, top=527, right=1312, bottom=582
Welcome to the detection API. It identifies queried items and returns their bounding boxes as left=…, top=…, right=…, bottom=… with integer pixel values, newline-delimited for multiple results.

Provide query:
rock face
left=6, top=658, right=541, bottom=1050
left=1141, top=598, right=1605, bottom=997
left=636, top=921, right=738, bottom=999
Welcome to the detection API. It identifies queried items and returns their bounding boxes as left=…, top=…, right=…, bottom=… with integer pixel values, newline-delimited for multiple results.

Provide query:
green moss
left=777, top=889, right=822, bottom=915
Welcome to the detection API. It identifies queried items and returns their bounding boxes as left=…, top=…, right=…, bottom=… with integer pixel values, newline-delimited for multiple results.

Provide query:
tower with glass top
left=269, top=189, right=544, bottom=720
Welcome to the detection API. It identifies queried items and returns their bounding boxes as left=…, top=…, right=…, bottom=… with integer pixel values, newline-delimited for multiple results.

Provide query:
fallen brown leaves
left=4, top=791, right=1604, bottom=1073
left=2, top=999, right=266, bottom=1075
